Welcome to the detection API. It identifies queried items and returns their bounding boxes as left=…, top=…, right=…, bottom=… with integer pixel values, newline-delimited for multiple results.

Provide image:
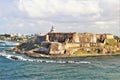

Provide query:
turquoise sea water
left=0, top=41, right=120, bottom=80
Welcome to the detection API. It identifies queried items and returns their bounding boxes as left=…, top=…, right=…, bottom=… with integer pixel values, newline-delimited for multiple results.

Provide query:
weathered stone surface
left=49, top=42, right=64, bottom=54
left=11, top=31, right=120, bottom=58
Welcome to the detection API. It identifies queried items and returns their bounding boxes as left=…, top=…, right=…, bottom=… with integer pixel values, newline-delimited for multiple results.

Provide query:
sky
left=0, top=0, right=120, bottom=36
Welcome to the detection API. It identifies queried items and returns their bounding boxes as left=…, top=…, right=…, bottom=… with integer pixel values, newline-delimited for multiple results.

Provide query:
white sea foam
left=0, top=52, right=13, bottom=60
left=0, top=52, right=91, bottom=64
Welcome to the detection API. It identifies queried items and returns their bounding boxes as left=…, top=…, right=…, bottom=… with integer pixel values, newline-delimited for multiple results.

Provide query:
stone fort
left=35, top=27, right=114, bottom=55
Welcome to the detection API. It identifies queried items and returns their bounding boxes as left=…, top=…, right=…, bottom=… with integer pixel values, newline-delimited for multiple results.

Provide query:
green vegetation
left=106, top=39, right=118, bottom=46
left=0, top=35, right=6, bottom=40
left=71, top=53, right=99, bottom=57
left=114, top=51, right=120, bottom=54
left=71, top=49, right=120, bottom=57
left=71, top=49, right=99, bottom=57
left=34, top=44, right=41, bottom=48
left=114, top=36, right=120, bottom=40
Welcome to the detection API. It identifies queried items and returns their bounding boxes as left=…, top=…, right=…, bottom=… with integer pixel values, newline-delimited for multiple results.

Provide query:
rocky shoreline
left=6, top=31, right=120, bottom=59
left=7, top=46, right=120, bottom=59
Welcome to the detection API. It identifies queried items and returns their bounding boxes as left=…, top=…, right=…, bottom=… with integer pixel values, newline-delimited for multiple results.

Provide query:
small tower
left=50, top=26, right=55, bottom=32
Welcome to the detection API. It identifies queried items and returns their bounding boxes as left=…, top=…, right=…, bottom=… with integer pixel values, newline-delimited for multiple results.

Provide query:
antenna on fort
left=50, top=26, right=55, bottom=33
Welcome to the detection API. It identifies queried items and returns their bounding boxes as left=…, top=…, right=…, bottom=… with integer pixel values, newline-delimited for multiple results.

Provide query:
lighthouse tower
left=50, top=26, right=55, bottom=33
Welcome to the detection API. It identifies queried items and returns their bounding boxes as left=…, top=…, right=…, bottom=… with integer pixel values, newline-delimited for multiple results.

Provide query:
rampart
left=35, top=32, right=114, bottom=55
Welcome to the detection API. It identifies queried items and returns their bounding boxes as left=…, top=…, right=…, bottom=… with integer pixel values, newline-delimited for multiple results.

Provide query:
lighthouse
left=50, top=26, right=55, bottom=33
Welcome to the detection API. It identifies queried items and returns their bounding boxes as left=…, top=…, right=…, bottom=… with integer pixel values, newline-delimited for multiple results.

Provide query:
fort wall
left=35, top=32, right=115, bottom=55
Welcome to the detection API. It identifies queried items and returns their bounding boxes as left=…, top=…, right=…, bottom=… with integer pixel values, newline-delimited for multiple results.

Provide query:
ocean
left=0, top=41, right=120, bottom=80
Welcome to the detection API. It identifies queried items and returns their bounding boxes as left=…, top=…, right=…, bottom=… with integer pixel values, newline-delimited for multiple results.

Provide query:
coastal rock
left=10, top=56, right=19, bottom=60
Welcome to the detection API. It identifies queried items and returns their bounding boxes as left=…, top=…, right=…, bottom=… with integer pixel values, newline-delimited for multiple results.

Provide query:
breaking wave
left=0, top=52, right=91, bottom=64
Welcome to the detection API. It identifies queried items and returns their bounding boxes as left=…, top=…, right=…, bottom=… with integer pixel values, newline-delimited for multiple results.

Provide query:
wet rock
left=10, top=56, right=19, bottom=60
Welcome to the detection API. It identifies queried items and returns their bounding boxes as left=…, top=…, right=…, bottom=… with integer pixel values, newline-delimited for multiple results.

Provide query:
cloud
left=0, top=0, right=119, bottom=36
left=18, top=23, right=24, bottom=28
left=95, top=21, right=118, bottom=26
left=18, top=0, right=101, bottom=18
left=105, top=0, right=119, bottom=4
